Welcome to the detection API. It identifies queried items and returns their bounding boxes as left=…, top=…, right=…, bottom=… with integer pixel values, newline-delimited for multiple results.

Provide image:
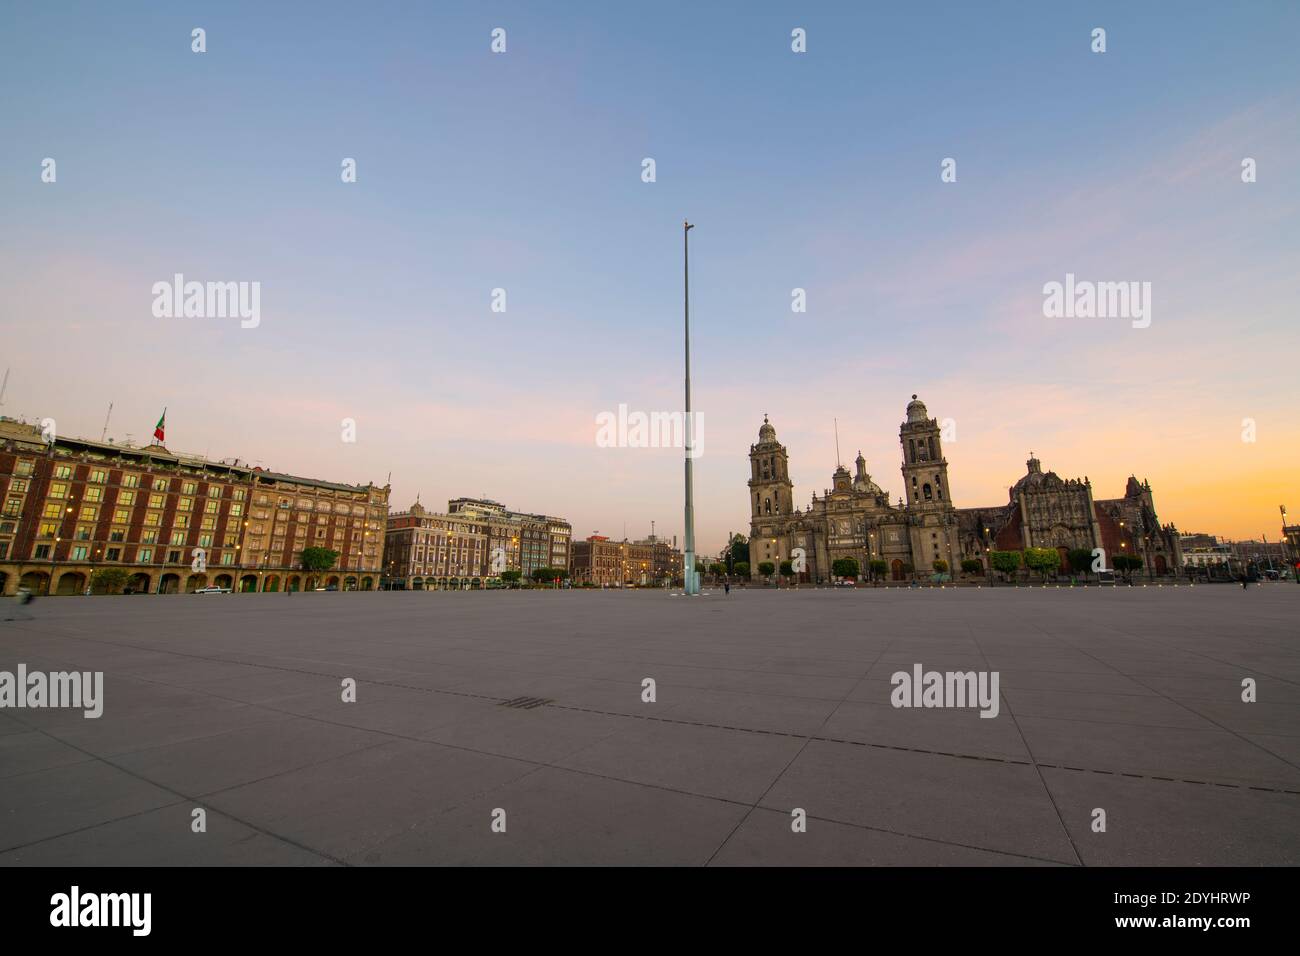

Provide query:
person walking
left=6, top=587, right=35, bottom=622
left=724, top=580, right=730, bottom=596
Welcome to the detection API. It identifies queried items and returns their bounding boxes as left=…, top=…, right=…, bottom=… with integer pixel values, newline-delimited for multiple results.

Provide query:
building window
left=72, top=546, right=88, bottom=560
left=89, top=470, right=108, bottom=483
left=138, top=548, right=153, bottom=563
left=121, top=474, right=140, bottom=488
left=54, top=465, right=73, bottom=479
left=106, top=547, right=121, bottom=561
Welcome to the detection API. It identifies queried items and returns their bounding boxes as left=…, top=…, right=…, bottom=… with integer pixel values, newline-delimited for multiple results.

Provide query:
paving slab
left=0, top=586, right=1296, bottom=865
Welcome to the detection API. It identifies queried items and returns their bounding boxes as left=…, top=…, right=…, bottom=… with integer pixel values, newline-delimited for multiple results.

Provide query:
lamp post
left=682, top=220, right=698, bottom=595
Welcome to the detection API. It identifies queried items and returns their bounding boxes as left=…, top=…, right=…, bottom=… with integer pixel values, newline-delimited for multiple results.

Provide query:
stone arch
left=159, top=572, right=182, bottom=594
left=56, top=571, right=86, bottom=595
left=264, top=575, right=281, bottom=592
left=127, top=572, right=152, bottom=594
left=239, top=574, right=258, bottom=593
left=214, top=573, right=233, bottom=590
left=20, top=570, right=50, bottom=594
left=186, top=574, right=207, bottom=593
left=360, top=576, right=373, bottom=591
left=287, top=575, right=302, bottom=592
left=890, top=559, right=905, bottom=581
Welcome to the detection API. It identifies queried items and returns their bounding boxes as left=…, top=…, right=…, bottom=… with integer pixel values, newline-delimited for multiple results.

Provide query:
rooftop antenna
left=834, top=418, right=842, bottom=468
left=101, top=402, right=113, bottom=441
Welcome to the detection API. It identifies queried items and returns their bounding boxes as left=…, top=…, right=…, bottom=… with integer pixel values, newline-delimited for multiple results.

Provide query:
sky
left=1, top=1, right=1297, bottom=554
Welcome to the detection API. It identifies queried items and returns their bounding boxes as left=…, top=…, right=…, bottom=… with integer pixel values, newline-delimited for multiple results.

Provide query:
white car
left=194, top=586, right=231, bottom=594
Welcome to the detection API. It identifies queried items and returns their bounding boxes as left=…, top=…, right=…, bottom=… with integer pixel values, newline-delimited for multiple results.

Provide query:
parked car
left=194, top=585, right=231, bottom=594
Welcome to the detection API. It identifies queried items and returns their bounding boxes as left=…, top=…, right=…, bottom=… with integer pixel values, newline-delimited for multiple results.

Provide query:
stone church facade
left=747, top=395, right=1182, bottom=581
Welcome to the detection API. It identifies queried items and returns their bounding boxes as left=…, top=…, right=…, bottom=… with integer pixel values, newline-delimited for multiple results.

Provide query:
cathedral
left=747, top=395, right=1183, bottom=581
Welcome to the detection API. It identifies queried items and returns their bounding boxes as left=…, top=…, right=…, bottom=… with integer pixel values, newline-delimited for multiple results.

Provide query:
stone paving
left=1, top=585, right=1297, bottom=865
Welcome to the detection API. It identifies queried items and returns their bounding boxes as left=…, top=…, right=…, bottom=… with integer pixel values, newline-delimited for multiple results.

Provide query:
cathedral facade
left=747, top=395, right=1183, bottom=581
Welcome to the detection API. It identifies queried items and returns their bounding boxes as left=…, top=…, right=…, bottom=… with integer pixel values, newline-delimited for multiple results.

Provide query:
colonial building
left=0, top=417, right=388, bottom=595
left=748, top=395, right=1182, bottom=582
left=384, top=496, right=572, bottom=589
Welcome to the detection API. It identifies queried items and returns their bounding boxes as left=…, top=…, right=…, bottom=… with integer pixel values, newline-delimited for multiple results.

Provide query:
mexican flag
left=153, top=409, right=166, bottom=443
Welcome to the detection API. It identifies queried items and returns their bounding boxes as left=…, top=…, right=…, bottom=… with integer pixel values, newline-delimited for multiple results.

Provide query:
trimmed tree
left=90, top=567, right=129, bottom=595
left=990, top=550, right=1023, bottom=584
left=831, top=557, right=860, bottom=581
left=1067, top=548, right=1094, bottom=582
left=300, top=547, right=340, bottom=572
left=734, top=562, right=750, bottom=578
left=757, top=561, right=776, bottom=579
left=1024, top=547, right=1061, bottom=583
left=932, top=559, right=949, bottom=576
left=960, top=558, right=983, bottom=576
left=500, top=570, right=522, bottom=587
left=779, top=559, right=793, bottom=578
left=869, top=559, right=888, bottom=584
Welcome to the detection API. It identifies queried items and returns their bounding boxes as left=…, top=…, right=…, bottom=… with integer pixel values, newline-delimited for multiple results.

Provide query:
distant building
left=748, top=395, right=1183, bottom=582
left=384, top=496, right=571, bottom=589
left=1179, top=533, right=1234, bottom=570
left=0, top=416, right=388, bottom=595
left=571, top=533, right=680, bottom=586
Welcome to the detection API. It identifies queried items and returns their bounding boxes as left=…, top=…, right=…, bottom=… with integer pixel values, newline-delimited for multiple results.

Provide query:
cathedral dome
left=905, top=394, right=929, bottom=423
left=758, top=415, right=776, bottom=443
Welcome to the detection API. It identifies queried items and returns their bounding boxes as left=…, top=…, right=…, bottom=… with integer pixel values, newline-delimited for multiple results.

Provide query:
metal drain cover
left=499, top=696, right=553, bottom=709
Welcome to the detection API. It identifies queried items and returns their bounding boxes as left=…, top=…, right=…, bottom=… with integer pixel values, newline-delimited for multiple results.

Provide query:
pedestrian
left=724, top=580, right=730, bottom=596
left=7, top=587, right=35, bottom=621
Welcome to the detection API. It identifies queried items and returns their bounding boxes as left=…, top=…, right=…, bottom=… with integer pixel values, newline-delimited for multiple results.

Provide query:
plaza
left=1, top=586, right=1297, bottom=866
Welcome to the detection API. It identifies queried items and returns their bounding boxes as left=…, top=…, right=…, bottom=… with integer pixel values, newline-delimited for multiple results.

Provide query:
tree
left=990, top=550, right=1022, bottom=584
left=723, top=534, right=748, bottom=573
left=869, top=559, right=888, bottom=584
left=757, top=561, right=775, bottom=579
left=932, top=559, right=949, bottom=576
left=779, top=559, right=793, bottom=578
left=500, top=570, right=522, bottom=587
left=530, top=566, right=554, bottom=583
left=708, top=562, right=725, bottom=580
left=1113, top=554, right=1143, bottom=583
left=831, top=557, right=860, bottom=581
left=90, top=567, right=129, bottom=595
left=960, top=558, right=983, bottom=576
left=299, top=547, right=339, bottom=572
left=1023, top=547, right=1061, bottom=583
left=1067, top=548, right=1093, bottom=581
left=734, top=562, right=750, bottom=578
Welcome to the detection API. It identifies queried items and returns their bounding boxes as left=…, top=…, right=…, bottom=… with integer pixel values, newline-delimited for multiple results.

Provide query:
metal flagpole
left=683, top=220, right=698, bottom=595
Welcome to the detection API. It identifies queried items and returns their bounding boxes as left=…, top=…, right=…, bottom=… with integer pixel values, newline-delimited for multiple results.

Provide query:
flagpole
left=683, top=220, right=698, bottom=596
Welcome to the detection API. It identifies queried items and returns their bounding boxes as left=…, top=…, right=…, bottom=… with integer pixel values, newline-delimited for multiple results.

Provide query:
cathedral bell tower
left=899, top=395, right=950, bottom=508
left=899, top=395, right=958, bottom=575
left=748, top=415, right=793, bottom=519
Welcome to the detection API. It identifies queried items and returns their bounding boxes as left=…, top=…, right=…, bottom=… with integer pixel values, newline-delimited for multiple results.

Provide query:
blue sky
left=2, top=1, right=1297, bottom=549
